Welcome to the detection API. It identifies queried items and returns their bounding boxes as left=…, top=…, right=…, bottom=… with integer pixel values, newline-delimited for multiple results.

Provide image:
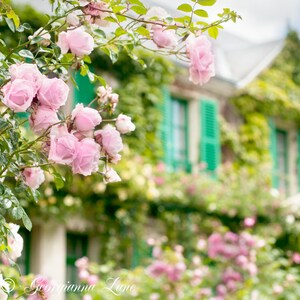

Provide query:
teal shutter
left=161, top=88, right=173, bottom=167
left=269, top=120, right=279, bottom=188
left=200, top=99, right=220, bottom=172
left=73, top=72, right=95, bottom=107
left=297, top=132, right=300, bottom=191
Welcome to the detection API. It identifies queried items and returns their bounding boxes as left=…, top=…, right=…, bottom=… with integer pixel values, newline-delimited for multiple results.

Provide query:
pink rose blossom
left=147, top=261, right=170, bottom=278
left=9, top=63, right=43, bottom=92
left=27, top=276, right=51, bottom=300
left=38, top=77, right=69, bottom=110
left=83, top=2, right=109, bottom=26
left=57, top=27, right=94, bottom=57
left=2, top=79, right=35, bottom=112
left=244, top=217, right=256, bottom=228
left=115, top=114, right=135, bottom=134
left=75, top=256, right=89, bottom=270
left=71, top=103, right=102, bottom=132
left=110, top=154, right=121, bottom=164
left=78, top=270, right=90, bottom=281
left=29, top=106, right=59, bottom=135
left=72, top=138, right=100, bottom=176
left=49, top=125, right=79, bottom=165
left=66, top=13, right=80, bottom=26
left=29, top=28, right=51, bottom=47
left=152, top=26, right=177, bottom=48
left=217, top=284, right=227, bottom=296
left=222, top=268, right=242, bottom=284
left=87, top=274, right=98, bottom=285
left=22, top=167, right=45, bottom=190
left=2, top=224, right=24, bottom=263
left=167, top=262, right=186, bottom=281
left=292, top=252, right=300, bottom=264
left=95, top=125, right=123, bottom=156
left=83, top=295, right=93, bottom=300
left=104, top=168, right=121, bottom=184
left=186, top=34, right=215, bottom=85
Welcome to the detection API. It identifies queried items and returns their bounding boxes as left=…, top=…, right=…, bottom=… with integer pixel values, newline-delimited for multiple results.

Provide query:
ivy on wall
left=222, top=31, right=300, bottom=172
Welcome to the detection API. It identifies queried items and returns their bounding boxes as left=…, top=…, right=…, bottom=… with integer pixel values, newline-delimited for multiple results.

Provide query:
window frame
left=170, top=97, right=190, bottom=172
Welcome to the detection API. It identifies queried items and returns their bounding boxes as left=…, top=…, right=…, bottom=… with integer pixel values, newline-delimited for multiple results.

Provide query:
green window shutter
left=200, top=99, right=220, bottom=172
left=297, top=131, right=300, bottom=192
left=160, top=88, right=173, bottom=167
left=73, top=72, right=95, bottom=107
left=269, top=120, right=279, bottom=188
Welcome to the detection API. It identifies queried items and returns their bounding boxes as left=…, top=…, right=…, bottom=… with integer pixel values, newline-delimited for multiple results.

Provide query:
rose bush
left=0, top=0, right=240, bottom=297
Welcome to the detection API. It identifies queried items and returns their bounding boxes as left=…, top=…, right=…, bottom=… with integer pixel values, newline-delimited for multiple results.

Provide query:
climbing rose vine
left=0, top=0, right=240, bottom=292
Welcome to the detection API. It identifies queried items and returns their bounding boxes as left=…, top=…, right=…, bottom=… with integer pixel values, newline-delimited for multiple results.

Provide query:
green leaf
left=6, top=9, right=20, bottom=28
left=135, top=26, right=150, bottom=38
left=128, top=0, right=145, bottom=7
left=53, top=172, right=65, bottom=190
left=177, top=4, right=193, bottom=12
left=18, top=49, right=34, bottom=59
left=174, top=16, right=191, bottom=24
left=5, top=17, right=15, bottom=32
left=116, top=15, right=127, bottom=22
left=197, top=0, right=217, bottom=6
left=94, top=29, right=106, bottom=38
left=194, top=9, right=208, bottom=17
left=12, top=207, right=23, bottom=220
left=112, top=5, right=126, bottom=13
left=22, top=213, right=32, bottom=231
left=131, top=5, right=147, bottom=15
left=208, top=26, right=218, bottom=39
left=115, top=27, right=127, bottom=37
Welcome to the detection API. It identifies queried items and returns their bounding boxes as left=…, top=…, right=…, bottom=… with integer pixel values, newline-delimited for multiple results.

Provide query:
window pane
left=171, top=99, right=189, bottom=171
left=276, top=130, right=288, bottom=194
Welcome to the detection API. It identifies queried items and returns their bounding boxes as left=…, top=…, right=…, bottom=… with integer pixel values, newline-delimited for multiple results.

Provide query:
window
left=66, top=233, right=88, bottom=285
left=171, top=98, right=189, bottom=171
left=161, top=90, right=190, bottom=172
left=275, top=129, right=289, bottom=193
left=18, top=228, right=31, bottom=275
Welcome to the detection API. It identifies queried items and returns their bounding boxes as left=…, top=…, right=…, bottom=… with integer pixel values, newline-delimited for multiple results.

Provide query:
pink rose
left=152, top=26, right=177, bottom=48
left=29, top=106, right=59, bottom=135
left=2, top=79, right=35, bottom=112
left=103, top=168, right=121, bottom=183
left=87, top=274, right=98, bottom=286
left=147, top=261, right=169, bottom=278
left=94, top=125, right=123, bottom=156
left=72, top=138, right=100, bottom=176
left=83, top=2, right=109, bottom=26
left=49, top=125, right=79, bottom=165
left=38, top=77, right=69, bottom=110
left=66, top=13, right=80, bottom=26
left=75, top=256, right=89, bottom=270
left=115, top=114, right=135, bottom=134
left=83, top=295, right=93, bottom=300
left=6, top=223, right=24, bottom=262
left=57, top=27, right=94, bottom=57
left=22, top=167, right=45, bottom=190
left=27, top=276, right=51, bottom=300
left=78, top=270, right=90, bottom=281
left=186, top=34, right=215, bottom=85
left=244, top=217, right=256, bottom=228
left=9, top=63, right=43, bottom=92
left=71, top=103, right=102, bottom=132
left=292, top=252, right=300, bottom=264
